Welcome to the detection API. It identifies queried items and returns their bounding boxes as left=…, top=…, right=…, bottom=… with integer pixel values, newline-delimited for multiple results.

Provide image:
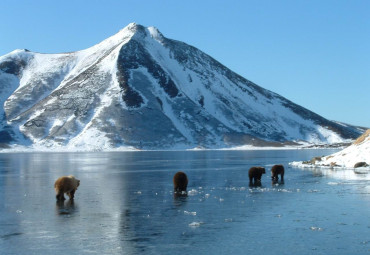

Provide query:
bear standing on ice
left=54, top=175, right=80, bottom=201
left=173, top=171, right=188, bottom=194
left=271, top=164, right=284, bottom=183
left=248, top=167, right=266, bottom=186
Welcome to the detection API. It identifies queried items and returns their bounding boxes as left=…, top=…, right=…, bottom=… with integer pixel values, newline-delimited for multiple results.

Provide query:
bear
left=173, top=171, right=188, bottom=194
left=271, top=164, right=285, bottom=184
left=54, top=175, right=80, bottom=201
left=248, top=167, right=266, bottom=186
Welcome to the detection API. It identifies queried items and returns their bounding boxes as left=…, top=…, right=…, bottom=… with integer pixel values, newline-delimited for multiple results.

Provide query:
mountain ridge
left=0, top=23, right=364, bottom=150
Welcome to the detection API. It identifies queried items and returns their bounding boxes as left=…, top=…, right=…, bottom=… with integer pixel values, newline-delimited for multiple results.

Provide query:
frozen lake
left=0, top=150, right=369, bottom=254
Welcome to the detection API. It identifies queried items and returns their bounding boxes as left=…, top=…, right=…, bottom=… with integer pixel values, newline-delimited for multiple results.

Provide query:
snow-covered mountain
left=0, top=23, right=364, bottom=150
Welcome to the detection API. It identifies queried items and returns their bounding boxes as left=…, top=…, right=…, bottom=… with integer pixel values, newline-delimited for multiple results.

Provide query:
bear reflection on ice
left=54, top=175, right=80, bottom=201
left=173, top=171, right=188, bottom=196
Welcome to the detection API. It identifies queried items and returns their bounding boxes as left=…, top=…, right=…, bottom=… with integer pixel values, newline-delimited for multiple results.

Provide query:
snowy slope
left=0, top=23, right=364, bottom=150
left=292, top=129, right=370, bottom=169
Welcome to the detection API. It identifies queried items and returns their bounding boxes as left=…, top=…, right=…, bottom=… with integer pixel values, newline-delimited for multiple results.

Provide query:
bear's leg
left=249, top=176, right=253, bottom=185
left=69, top=190, right=75, bottom=200
left=256, top=174, right=263, bottom=186
left=56, top=192, right=66, bottom=201
left=280, top=173, right=284, bottom=182
left=253, top=177, right=259, bottom=185
left=254, top=178, right=261, bottom=186
left=257, top=174, right=262, bottom=182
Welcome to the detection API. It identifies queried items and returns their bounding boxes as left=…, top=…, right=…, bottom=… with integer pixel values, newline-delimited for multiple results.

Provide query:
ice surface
left=0, top=150, right=369, bottom=255
left=188, top=222, right=204, bottom=227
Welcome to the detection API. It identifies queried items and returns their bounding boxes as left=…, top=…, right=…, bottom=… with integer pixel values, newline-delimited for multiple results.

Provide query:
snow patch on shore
left=290, top=130, right=370, bottom=180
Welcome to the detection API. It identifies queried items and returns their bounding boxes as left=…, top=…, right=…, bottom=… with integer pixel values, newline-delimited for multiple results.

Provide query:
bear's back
left=173, top=172, right=188, bottom=192
left=54, top=176, right=79, bottom=191
left=271, top=165, right=284, bottom=174
left=248, top=167, right=266, bottom=176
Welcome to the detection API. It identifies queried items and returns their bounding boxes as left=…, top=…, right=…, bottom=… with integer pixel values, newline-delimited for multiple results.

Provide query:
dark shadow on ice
left=249, top=181, right=262, bottom=188
left=173, top=191, right=188, bottom=199
left=272, top=180, right=285, bottom=186
left=119, top=208, right=162, bottom=254
left=56, top=200, right=77, bottom=215
left=173, top=192, right=188, bottom=207
left=354, top=169, right=369, bottom=175
left=0, top=232, right=23, bottom=240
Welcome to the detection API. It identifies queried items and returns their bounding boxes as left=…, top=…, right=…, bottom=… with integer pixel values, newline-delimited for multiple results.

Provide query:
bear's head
left=67, top=175, right=80, bottom=189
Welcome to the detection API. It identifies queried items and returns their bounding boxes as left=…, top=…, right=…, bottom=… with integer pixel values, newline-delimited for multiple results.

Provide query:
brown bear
left=248, top=167, right=266, bottom=186
left=271, top=164, right=284, bottom=183
left=173, top=171, right=188, bottom=194
left=54, top=175, right=80, bottom=201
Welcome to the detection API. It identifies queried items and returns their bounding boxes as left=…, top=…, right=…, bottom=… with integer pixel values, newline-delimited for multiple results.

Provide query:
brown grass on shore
left=353, top=129, right=370, bottom=145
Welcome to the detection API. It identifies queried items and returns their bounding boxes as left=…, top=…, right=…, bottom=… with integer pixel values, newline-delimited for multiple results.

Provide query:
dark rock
left=354, top=162, right=368, bottom=168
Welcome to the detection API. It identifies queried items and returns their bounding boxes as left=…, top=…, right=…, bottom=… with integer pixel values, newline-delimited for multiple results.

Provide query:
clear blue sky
left=1, top=0, right=369, bottom=127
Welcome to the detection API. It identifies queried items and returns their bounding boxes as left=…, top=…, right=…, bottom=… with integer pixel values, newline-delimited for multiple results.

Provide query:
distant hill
left=0, top=23, right=364, bottom=150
